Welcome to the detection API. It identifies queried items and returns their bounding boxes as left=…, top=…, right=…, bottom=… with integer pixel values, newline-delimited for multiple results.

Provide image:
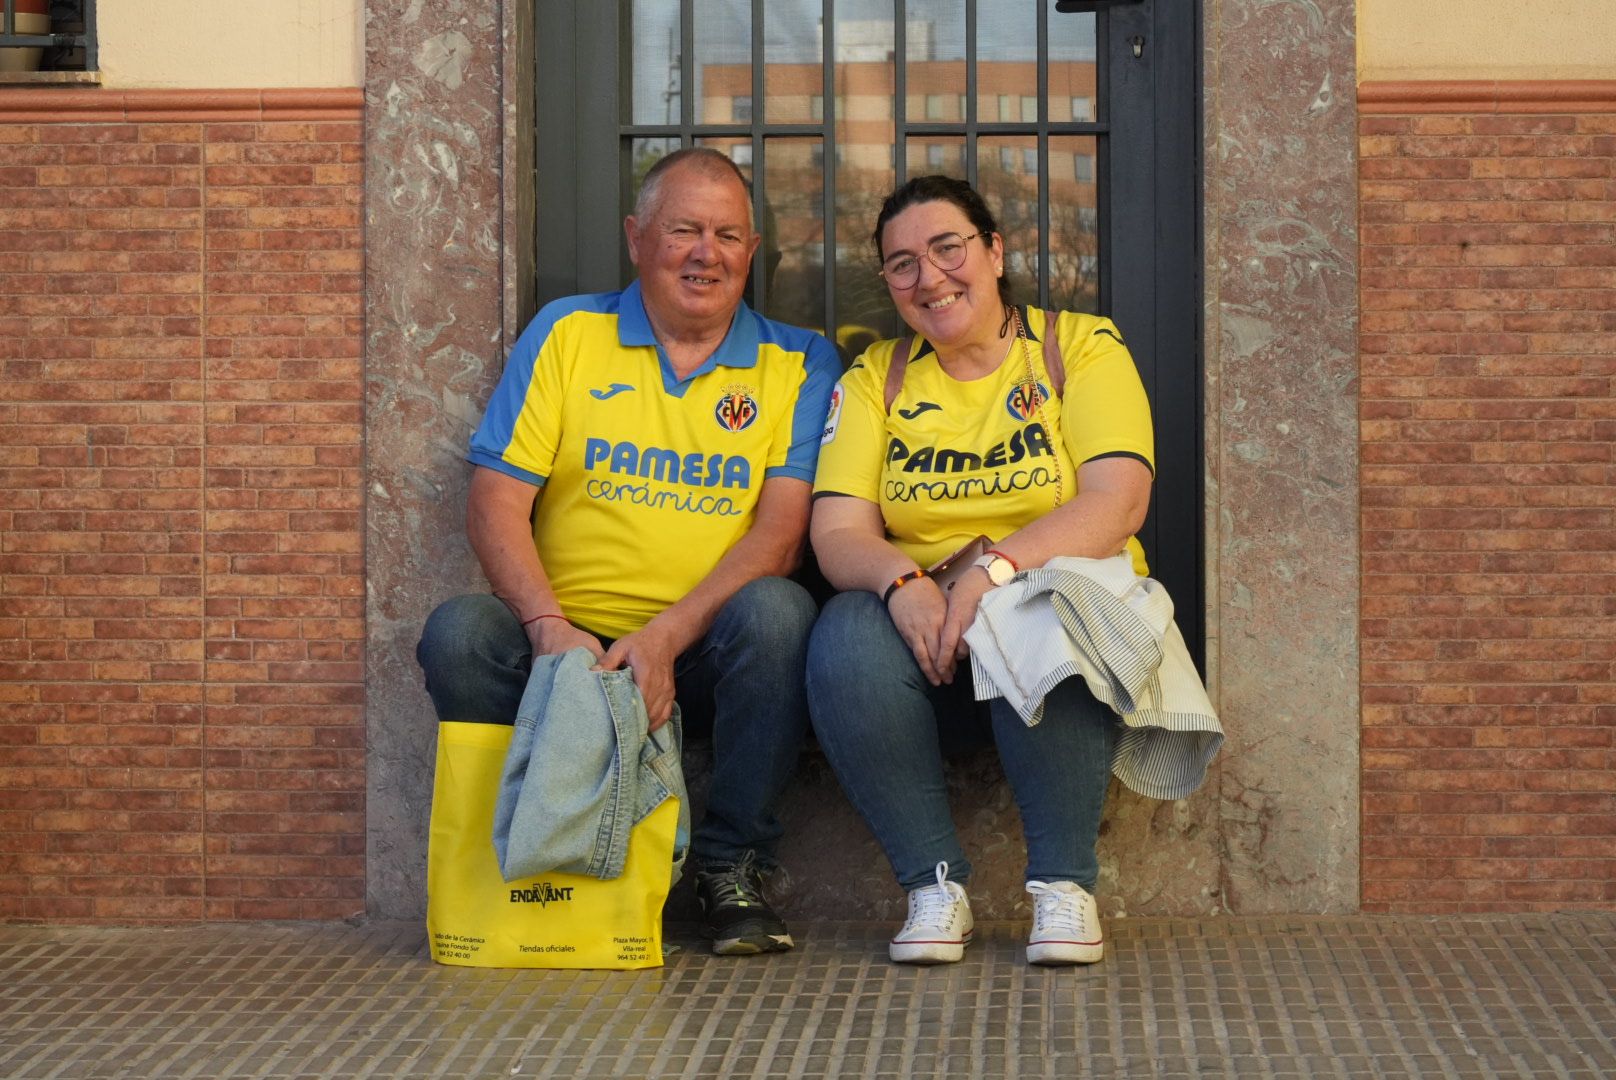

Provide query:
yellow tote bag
left=426, top=721, right=677, bottom=969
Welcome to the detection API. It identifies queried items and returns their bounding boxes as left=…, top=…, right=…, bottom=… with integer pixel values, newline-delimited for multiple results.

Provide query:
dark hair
left=634, top=147, right=754, bottom=231
left=872, top=174, right=1012, bottom=307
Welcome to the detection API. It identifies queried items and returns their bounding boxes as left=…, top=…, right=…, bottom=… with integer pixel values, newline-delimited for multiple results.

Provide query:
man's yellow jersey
left=470, top=282, right=838, bottom=638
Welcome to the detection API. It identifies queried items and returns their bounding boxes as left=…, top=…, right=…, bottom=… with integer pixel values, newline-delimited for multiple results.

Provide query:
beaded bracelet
left=881, top=569, right=927, bottom=606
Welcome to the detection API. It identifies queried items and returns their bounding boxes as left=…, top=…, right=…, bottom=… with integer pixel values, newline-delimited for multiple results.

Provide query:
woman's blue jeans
left=806, top=590, right=1119, bottom=893
left=416, top=576, right=816, bottom=868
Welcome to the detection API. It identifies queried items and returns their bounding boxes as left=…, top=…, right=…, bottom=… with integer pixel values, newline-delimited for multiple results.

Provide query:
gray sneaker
left=694, top=853, right=793, bottom=956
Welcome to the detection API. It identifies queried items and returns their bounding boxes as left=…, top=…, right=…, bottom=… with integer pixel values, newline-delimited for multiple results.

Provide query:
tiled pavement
left=3, top=915, right=1615, bottom=1078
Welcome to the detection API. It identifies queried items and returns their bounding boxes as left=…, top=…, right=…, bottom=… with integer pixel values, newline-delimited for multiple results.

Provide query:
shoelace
left=903, top=862, right=961, bottom=931
left=1026, top=882, right=1087, bottom=935
left=701, top=851, right=764, bottom=907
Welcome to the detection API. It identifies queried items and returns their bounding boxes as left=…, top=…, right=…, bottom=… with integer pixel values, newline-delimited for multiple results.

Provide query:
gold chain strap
left=1010, top=306, right=1064, bottom=508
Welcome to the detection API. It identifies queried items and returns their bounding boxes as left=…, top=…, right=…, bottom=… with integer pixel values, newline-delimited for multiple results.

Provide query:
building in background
left=1, top=1, right=1611, bottom=923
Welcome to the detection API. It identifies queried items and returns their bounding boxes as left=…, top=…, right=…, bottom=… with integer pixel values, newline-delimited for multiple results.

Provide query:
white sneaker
left=889, top=862, right=973, bottom=964
left=1025, top=880, right=1104, bottom=965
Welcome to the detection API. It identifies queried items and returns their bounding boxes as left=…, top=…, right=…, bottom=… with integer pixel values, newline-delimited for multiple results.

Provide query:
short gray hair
left=632, top=147, right=754, bottom=233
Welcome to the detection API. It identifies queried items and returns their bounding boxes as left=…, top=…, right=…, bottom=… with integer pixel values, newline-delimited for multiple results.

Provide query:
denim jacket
left=492, top=647, right=690, bottom=883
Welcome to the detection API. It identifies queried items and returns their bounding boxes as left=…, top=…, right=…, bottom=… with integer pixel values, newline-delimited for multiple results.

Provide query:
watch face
left=977, top=554, right=1013, bottom=585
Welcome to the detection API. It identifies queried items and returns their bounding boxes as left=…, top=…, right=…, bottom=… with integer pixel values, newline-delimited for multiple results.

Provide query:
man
left=417, top=148, right=838, bottom=956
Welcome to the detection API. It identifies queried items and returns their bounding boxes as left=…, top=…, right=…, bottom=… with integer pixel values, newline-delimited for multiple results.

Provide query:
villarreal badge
left=715, top=384, right=760, bottom=432
left=1005, top=380, right=1049, bottom=422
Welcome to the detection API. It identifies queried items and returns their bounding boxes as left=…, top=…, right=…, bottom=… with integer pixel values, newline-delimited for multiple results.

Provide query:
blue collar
left=617, top=280, right=761, bottom=391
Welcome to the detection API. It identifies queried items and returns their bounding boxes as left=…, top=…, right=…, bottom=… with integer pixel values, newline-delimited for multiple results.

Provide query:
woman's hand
left=934, top=568, right=994, bottom=684
left=887, top=578, right=950, bottom=686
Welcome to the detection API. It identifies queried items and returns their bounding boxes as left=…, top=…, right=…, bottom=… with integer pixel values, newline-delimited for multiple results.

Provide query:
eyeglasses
left=878, top=232, right=983, bottom=289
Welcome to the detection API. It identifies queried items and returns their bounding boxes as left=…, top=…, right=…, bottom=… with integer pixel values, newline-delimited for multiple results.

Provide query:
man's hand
left=596, top=618, right=683, bottom=731
left=527, top=616, right=605, bottom=663
left=934, top=568, right=994, bottom=685
left=887, top=578, right=950, bottom=687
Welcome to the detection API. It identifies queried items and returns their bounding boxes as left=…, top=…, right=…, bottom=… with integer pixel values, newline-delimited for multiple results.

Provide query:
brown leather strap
left=885, top=310, right=1063, bottom=414
left=1043, top=310, right=1065, bottom=398
left=883, top=335, right=915, bottom=415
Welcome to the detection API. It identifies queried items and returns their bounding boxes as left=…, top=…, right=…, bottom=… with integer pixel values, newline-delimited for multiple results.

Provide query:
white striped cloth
left=964, top=553, right=1224, bottom=801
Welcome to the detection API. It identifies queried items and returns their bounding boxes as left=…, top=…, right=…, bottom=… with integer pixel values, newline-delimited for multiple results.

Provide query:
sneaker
left=1025, top=880, right=1103, bottom=965
left=889, top=862, right=973, bottom=964
left=693, top=852, right=793, bottom=956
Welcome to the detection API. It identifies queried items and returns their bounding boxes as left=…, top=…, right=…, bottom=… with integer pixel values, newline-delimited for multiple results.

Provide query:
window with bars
left=0, top=0, right=96, bottom=78
left=537, top=0, right=1204, bottom=657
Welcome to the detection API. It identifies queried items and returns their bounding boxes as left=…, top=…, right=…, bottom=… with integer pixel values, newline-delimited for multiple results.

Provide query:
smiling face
left=878, top=199, right=1005, bottom=356
left=625, top=161, right=761, bottom=342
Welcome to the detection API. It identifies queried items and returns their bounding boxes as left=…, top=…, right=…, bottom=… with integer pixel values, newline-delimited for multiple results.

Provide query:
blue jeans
left=806, top=590, right=1119, bottom=893
left=417, top=576, right=816, bottom=867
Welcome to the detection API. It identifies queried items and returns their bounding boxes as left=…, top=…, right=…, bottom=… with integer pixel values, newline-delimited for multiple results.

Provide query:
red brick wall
left=1359, top=85, right=1616, bottom=912
left=0, top=91, right=365, bottom=922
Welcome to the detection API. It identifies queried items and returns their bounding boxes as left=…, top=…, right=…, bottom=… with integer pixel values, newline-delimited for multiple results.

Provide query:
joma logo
left=509, top=883, right=575, bottom=907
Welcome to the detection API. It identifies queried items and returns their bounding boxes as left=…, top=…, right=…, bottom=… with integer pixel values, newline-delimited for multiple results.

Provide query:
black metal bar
left=1095, top=2, right=1111, bottom=315
left=901, top=121, right=1104, bottom=136
left=680, top=0, right=694, bottom=140
left=1037, top=0, right=1050, bottom=309
left=751, top=0, right=766, bottom=316
left=822, top=0, right=837, bottom=344
left=965, top=0, right=977, bottom=188
left=83, top=0, right=96, bottom=70
left=893, top=0, right=906, bottom=188
left=624, top=123, right=845, bottom=137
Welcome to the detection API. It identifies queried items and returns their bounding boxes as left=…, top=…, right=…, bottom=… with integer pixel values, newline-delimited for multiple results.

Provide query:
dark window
left=0, top=0, right=96, bottom=76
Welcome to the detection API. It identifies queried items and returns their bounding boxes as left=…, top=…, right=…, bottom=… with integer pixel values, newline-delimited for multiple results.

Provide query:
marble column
left=1204, top=0, right=1361, bottom=913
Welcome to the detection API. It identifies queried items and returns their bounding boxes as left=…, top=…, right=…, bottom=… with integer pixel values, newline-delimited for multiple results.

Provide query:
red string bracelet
left=520, top=613, right=569, bottom=629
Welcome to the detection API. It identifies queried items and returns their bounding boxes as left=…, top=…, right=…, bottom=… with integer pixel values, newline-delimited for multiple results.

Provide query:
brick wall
left=1359, top=85, right=1616, bottom=912
left=0, top=91, right=365, bottom=922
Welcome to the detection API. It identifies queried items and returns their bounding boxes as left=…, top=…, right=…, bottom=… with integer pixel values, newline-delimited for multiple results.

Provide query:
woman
left=807, top=176, right=1156, bottom=966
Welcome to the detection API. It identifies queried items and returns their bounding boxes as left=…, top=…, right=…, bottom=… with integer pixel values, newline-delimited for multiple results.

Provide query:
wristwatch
left=973, top=552, right=1016, bottom=586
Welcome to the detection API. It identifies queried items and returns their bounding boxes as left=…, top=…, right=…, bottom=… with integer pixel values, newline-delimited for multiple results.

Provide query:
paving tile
left=2, top=916, right=1615, bottom=1078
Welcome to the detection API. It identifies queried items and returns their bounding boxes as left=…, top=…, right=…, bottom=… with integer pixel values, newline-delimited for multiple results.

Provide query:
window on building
left=1070, top=95, right=1092, bottom=122
left=733, top=95, right=753, bottom=122
left=0, top=0, right=96, bottom=78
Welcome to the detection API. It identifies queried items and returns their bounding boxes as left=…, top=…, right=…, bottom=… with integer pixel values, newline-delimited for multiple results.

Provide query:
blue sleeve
left=467, top=296, right=609, bottom=486
left=765, top=332, right=840, bottom=483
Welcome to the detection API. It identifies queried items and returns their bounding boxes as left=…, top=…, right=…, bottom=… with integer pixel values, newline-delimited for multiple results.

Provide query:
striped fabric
left=964, top=554, right=1224, bottom=801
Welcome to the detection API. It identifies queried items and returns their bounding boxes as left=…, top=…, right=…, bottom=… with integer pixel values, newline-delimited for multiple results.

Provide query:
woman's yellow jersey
left=814, top=306, right=1155, bottom=574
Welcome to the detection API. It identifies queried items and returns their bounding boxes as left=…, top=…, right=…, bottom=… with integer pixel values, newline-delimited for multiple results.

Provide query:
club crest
left=715, top=385, right=760, bottom=432
left=1005, top=381, right=1050, bottom=422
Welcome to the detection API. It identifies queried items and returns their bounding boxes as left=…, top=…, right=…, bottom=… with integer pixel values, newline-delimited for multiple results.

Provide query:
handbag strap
left=882, top=334, right=914, bottom=415
left=883, top=309, right=1065, bottom=415
left=1043, top=309, right=1065, bottom=399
